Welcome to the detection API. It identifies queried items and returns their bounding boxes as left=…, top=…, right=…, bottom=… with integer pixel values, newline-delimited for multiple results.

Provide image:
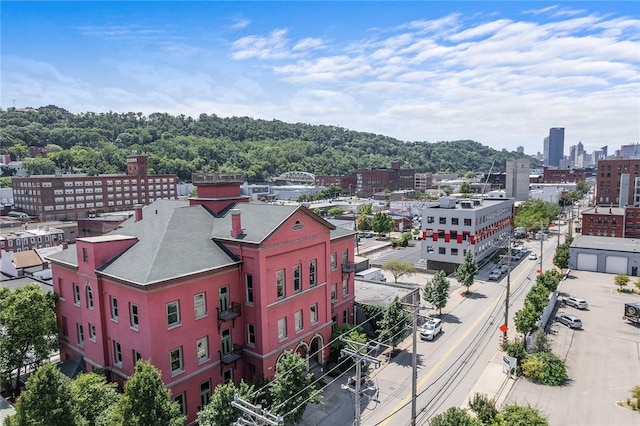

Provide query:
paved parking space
left=505, top=270, right=640, bottom=426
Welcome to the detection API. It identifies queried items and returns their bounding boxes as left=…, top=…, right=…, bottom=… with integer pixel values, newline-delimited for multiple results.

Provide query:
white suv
left=565, top=297, right=588, bottom=310
left=420, top=318, right=443, bottom=341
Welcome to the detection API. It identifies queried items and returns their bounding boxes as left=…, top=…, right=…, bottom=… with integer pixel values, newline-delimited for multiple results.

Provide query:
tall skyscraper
left=543, top=136, right=550, bottom=165
left=506, top=158, right=530, bottom=201
left=547, top=127, right=564, bottom=166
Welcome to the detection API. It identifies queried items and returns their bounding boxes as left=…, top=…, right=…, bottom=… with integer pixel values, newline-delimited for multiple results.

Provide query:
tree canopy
left=197, top=380, right=254, bottom=426
left=0, top=284, right=58, bottom=399
left=372, top=212, right=394, bottom=237
left=514, top=199, right=561, bottom=231
left=379, top=296, right=410, bottom=350
left=107, top=360, right=184, bottom=426
left=382, top=259, right=415, bottom=283
left=422, top=270, right=451, bottom=315
left=0, top=107, right=530, bottom=182
left=455, top=252, right=478, bottom=295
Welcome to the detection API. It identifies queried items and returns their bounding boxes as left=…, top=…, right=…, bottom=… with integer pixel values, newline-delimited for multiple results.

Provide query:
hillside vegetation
left=0, top=106, right=528, bottom=182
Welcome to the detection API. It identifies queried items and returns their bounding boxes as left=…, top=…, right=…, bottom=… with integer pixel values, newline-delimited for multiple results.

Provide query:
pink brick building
left=47, top=173, right=356, bottom=423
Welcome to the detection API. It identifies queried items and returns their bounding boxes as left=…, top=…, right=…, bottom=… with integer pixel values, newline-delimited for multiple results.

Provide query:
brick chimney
left=134, top=204, right=143, bottom=222
left=230, top=209, right=242, bottom=238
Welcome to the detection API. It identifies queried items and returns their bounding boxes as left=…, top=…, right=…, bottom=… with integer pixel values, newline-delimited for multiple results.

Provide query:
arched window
left=85, top=284, right=94, bottom=309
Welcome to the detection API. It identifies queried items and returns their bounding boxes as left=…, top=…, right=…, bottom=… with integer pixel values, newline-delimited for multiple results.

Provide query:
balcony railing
left=220, top=344, right=243, bottom=365
left=217, top=302, right=241, bottom=331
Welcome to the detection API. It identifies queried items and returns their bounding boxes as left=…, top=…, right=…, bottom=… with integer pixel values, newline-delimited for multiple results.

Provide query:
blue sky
left=2, top=1, right=639, bottom=156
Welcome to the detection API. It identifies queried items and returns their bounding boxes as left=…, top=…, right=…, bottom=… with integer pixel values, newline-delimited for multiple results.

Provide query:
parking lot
left=504, top=270, right=640, bottom=426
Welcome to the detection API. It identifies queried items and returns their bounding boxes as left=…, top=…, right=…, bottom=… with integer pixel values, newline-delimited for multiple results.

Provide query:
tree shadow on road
left=439, top=313, right=461, bottom=324
left=390, top=351, right=425, bottom=369
left=464, top=292, right=487, bottom=300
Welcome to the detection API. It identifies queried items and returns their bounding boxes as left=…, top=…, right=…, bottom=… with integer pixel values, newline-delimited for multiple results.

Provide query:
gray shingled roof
left=99, top=200, right=239, bottom=285
left=47, top=200, right=347, bottom=286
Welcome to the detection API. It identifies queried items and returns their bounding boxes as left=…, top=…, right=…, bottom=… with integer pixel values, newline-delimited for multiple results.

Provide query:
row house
left=421, top=197, right=514, bottom=272
left=47, top=173, right=356, bottom=424
left=12, top=155, right=177, bottom=221
left=581, top=206, right=640, bottom=239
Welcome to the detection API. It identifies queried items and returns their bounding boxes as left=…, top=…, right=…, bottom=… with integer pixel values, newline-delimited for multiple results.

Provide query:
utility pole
left=232, top=396, right=282, bottom=426
left=341, top=340, right=381, bottom=426
left=503, top=233, right=512, bottom=343
left=399, top=295, right=421, bottom=426
left=539, top=220, right=544, bottom=274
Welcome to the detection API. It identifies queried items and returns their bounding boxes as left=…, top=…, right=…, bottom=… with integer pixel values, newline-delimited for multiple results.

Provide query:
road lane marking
left=380, top=293, right=504, bottom=425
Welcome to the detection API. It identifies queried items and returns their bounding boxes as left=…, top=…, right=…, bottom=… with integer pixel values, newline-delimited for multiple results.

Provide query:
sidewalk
left=460, top=350, right=516, bottom=410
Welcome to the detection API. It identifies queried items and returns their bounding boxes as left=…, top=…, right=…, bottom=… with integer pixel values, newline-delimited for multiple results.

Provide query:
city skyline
left=2, top=2, right=639, bottom=155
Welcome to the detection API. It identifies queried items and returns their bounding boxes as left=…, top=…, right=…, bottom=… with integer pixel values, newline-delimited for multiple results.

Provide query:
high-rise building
left=543, top=137, right=550, bottom=165
left=547, top=128, right=565, bottom=167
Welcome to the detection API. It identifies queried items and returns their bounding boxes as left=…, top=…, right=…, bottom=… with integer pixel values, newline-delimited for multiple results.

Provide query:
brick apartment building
left=11, top=155, right=178, bottom=221
left=356, top=162, right=415, bottom=198
left=595, top=159, right=640, bottom=207
left=543, top=167, right=586, bottom=183
left=581, top=205, right=640, bottom=239
left=314, top=175, right=357, bottom=195
left=47, top=173, right=356, bottom=423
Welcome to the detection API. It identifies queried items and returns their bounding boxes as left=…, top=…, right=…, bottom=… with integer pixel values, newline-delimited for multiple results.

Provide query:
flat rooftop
left=571, top=235, right=640, bottom=253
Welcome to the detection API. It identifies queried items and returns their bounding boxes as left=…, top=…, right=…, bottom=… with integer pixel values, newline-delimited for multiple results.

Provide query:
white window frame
left=194, top=293, right=206, bottom=318
left=245, top=275, right=254, bottom=305
left=89, top=323, right=96, bottom=342
left=110, top=296, right=119, bottom=321
left=310, top=303, right=318, bottom=324
left=170, top=347, right=183, bottom=375
left=85, top=284, right=94, bottom=309
left=294, top=310, right=303, bottom=332
left=293, top=264, right=302, bottom=293
left=130, top=303, right=139, bottom=330
left=330, top=253, right=337, bottom=270
left=276, top=269, right=285, bottom=299
left=196, top=336, right=209, bottom=363
left=167, top=301, right=180, bottom=328
left=113, top=341, right=122, bottom=367
left=73, top=283, right=81, bottom=306
left=278, top=317, right=287, bottom=341
left=77, top=323, right=84, bottom=346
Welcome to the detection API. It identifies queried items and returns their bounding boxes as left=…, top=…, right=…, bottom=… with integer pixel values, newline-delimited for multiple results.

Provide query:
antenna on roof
left=482, top=161, right=495, bottom=195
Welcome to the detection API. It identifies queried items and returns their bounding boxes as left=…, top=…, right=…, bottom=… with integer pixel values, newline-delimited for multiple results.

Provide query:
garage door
left=577, top=253, right=598, bottom=272
left=605, top=256, right=628, bottom=274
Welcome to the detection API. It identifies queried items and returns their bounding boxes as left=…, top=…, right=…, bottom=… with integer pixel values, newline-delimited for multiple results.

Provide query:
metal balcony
left=217, top=302, right=241, bottom=331
left=219, top=344, right=244, bottom=374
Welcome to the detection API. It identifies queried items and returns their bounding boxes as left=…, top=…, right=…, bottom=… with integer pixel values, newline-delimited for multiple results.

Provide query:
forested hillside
left=0, top=106, right=529, bottom=182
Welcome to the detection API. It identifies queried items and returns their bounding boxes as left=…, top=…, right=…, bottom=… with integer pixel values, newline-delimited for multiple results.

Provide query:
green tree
left=514, top=199, right=561, bottom=231
left=536, top=270, right=562, bottom=293
left=500, top=402, right=549, bottom=426
left=553, top=242, right=570, bottom=270
left=359, top=203, right=372, bottom=214
left=514, top=301, right=540, bottom=335
left=459, top=181, right=472, bottom=196
left=326, top=325, right=367, bottom=375
left=0, top=284, right=58, bottom=398
left=372, top=211, right=394, bottom=237
left=614, top=274, right=630, bottom=291
left=455, top=252, right=478, bottom=295
left=635, top=278, right=640, bottom=293
left=327, top=206, right=345, bottom=216
left=297, top=193, right=314, bottom=202
left=429, top=406, right=481, bottom=426
left=22, top=157, right=57, bottom=175
left=0, top=176, right=12, bottom=187
left=357, top=214, right=372, bottom=231
left=382, top=259, right=415, bottom=283
left=108, top=360, right=184, bottom=426
left=422, top=270, right=450, bottom=315
left=70, top=372, right=120, bottom=426
left=468, top=393, right=498, bottom=426
left=7, top=142, right=27, bottom=161
left=197, top=380, right=254, bottom=426
left=6, top=363, right=79, bottom=426
left=379, top=296, right=410, bottom=351
left=269, top=351, right=321, bottom=424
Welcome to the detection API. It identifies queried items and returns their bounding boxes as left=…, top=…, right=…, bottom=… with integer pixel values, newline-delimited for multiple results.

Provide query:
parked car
left=528, top=252, right=538, bottom=260
left=488, top=269, right=501, bottom=281
left=420, top=318, right=443, bottom=341
left=556, top=313, right=582, bottom=329
left=362, top=232, right=374, bottom=238
left=565, top=297, right=588, bottom=310
left=499, top=264, right=509, bottom=274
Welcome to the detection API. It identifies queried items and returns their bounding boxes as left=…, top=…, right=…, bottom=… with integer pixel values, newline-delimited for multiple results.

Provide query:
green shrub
left=521, top=352, right=567, bottom=386
left=468, top=393, right=498, bottom=425
left=501, top=402, right=549, bottom=426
